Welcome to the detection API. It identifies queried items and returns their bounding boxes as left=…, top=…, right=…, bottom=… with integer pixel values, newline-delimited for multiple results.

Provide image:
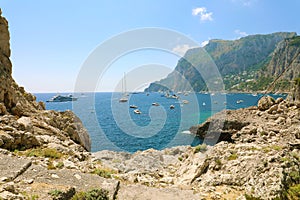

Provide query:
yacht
left=46, top=94, right=78, bottom=102
left=119, top=72, right=128, bottom=103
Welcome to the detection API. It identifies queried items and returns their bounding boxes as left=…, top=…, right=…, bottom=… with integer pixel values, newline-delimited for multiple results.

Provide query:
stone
left=267, top=104, right=278, bottom=114
left=17, top=117, right=32, bottom=131
left=0, top=103, right=7, bottom=115
left=257, top=96, right=275, bottom=111
left=63, top=160, right=77, bottom=169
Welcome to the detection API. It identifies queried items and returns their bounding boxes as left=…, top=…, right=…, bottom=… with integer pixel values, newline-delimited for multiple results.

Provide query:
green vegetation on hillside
left=145, top=32, right=298, bottom=92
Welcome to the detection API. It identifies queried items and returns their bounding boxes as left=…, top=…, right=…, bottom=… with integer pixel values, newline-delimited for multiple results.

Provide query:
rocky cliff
left=0, top=9, right=91, bottom=152
left=145, top=32, right=298, bottom=92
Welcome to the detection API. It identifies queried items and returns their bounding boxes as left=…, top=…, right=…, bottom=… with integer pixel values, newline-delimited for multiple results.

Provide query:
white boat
left=170, top=105, right=175, bottom=109
left=152, top=102, right=160, bottom=106
left=119, top=72, right=128, bottom=103
left=202, top=102, right=206, bottom=106
left=182, top=100, right=189, bottom=104
left=130, top=105, right=138, bottom=108
left=46, top=94, right=78, bottom=102
left=236, top=100, right=244, bottom=104
left=134, top=109, right=141, bottom=114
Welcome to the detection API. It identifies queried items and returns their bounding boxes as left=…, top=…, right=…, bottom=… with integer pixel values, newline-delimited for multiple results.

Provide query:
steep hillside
left=145, top=32, right=297, bottom=92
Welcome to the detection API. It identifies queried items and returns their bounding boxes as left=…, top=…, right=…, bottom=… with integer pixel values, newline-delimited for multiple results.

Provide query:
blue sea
left=35, top=92, right=286, bottom=153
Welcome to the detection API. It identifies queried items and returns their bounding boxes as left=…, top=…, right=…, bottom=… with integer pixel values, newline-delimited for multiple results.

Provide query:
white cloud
left=172, top=44, right=194, bottom=56
left=192, top=7, right=213, bottom=22
left=235, top=29, right=248, bottom=38
left=201, top=40, right=209, bottom=47
left=231, top=0, right=256, bottom=7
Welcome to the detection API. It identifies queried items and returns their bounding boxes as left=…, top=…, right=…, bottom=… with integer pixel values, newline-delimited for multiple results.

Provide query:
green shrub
left=194, top=143, right=207, bottom=153
left=48, top=189, right=63, bottom=197
left=25, top=148, right=63, bottom=159
left=72, top=188, right=109, bottom=200
left=92, top=168, right=116, bottom=179
left=215, top=158, right=222, bottom=166
left=287, top=184, right=300, bottom=199
left=244, top=194, right=263, bottom=200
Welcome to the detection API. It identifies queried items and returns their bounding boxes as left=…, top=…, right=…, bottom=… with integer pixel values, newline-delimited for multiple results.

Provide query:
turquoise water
left=35, top=92, right=285, bottom=152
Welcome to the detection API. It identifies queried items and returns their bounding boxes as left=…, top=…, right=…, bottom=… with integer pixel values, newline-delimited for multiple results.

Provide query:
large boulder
left=257, top=96, right=275, bottom=111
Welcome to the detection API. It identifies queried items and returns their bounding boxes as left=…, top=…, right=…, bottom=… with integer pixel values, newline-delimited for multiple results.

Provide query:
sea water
left=35, top=92, right=285, bottom=152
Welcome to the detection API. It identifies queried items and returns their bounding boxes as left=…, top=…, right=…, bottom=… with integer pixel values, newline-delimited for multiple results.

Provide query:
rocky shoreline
left=0, top=8, right=299, bottom=200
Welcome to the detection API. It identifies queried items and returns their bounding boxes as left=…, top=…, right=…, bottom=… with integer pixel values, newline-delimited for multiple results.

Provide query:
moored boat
left=134, top=109, right=141, bottom=114
left=46, top=94, right=78, bottom=102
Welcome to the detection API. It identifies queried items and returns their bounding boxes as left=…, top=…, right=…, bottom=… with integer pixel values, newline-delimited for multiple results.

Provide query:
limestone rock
left=0, top=9, right=91, bottom=153
left=257, top=96, right=275, bottom=111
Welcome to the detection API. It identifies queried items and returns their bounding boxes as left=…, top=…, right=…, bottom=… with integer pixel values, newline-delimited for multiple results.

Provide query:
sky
left=1, top=0, right=300, bottom=92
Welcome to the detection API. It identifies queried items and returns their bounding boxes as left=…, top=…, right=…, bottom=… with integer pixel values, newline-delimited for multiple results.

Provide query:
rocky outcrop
left=91, top=96, right=300, bottom=199
left=0, top=9, right=91, bottom=152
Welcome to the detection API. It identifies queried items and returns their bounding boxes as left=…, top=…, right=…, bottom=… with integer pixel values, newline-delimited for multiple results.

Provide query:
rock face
left=145, top=32, right=297, bottom=92
left=0, top=9, right=91, bottom=152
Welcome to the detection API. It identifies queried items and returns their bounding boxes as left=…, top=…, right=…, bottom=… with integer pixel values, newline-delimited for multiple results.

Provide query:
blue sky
left=1, top=0, right=299, bottom=92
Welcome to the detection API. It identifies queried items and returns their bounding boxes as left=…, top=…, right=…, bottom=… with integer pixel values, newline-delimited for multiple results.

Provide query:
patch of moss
left=227, top=153, right=238, bottom=161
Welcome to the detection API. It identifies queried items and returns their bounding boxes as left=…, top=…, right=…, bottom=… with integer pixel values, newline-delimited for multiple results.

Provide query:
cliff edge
left=0, top=9, right=91, bottom=152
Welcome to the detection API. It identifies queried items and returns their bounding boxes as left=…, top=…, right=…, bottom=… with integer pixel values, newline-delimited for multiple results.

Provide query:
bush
left=92, top=168, right=116, bottom=179
left=72, top=188, right=109, bottom=200
left=244, top=194, right=263, bottom=200
left=194, top=143, right=207, bottom=153
left=25, top=148, right=63, bottom=159
left=287, top=184, right=300, bottom=199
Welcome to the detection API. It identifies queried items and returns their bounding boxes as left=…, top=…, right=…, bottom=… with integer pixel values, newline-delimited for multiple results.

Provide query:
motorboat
left=170, top=105, right=175, bottom=109
left=152, top=102, right=160, bottom=106
left=130, top=105, right=138, bottom=108
left=46, top=94, right=78, bottom=102
left=134, top=109, right=141, bottom=114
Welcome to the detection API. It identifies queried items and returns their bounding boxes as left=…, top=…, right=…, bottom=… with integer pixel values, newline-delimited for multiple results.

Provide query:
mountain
left=145, top=32, right=299, bottom=92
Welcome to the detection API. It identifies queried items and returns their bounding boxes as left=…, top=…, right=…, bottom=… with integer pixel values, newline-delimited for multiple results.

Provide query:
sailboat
left=119, top=72, right=128, bottom=103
